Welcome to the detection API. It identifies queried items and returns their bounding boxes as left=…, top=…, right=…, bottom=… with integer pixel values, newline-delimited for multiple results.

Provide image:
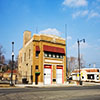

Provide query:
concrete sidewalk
left=15, top=83, right=77, bottom=88
left=83, top=82, right=100, bottom=86
left=15, top=81, right=100, bottom=88
left=0, top=84, right=10, bottom=88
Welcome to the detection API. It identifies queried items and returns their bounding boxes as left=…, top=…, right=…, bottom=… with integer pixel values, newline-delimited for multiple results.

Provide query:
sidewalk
left=0, top=84, right=10, bottom=88
left=83, top=82, right=100, bottom=86
left=15, top=83, right=77, bottom=88
left=15, top=81, right=100, bottom=88
left=0, top=80, right=16, bottom=88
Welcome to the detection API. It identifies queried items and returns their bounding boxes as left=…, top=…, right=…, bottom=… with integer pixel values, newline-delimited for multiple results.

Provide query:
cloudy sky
left=0, top=0, right=100, bottom=67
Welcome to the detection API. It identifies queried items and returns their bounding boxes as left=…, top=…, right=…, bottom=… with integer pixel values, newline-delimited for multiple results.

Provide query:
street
left=0, top=85, right=100, bottom=100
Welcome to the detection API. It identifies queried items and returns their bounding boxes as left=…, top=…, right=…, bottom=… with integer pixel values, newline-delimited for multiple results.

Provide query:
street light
left=10, top=42, right=14, bottom=86
left=77, top=39, right=85, bottom=85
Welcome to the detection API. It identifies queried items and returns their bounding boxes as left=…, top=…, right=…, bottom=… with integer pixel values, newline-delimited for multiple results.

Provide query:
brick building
left=18, top=31, right=66, bottom=85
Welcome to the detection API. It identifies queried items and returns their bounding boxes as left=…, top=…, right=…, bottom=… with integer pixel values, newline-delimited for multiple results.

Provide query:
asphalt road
left=0, top=85, right=100, bottom=100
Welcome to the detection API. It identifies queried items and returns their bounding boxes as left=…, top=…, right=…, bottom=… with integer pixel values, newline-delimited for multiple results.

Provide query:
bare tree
left=0, top=45, right=5, bottom=64
left=80, top=55, right=85, bottom=68
left=67, top=56, right=85, bottom=73
left=7, top=55, right=18, bottom=70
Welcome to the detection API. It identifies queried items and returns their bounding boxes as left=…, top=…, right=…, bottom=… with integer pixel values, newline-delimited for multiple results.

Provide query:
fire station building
left=18, top=31, right=66, bottom=85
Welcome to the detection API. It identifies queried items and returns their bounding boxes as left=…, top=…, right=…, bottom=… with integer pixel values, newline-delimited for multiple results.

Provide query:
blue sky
left=0, top=0, right=100, bottom=67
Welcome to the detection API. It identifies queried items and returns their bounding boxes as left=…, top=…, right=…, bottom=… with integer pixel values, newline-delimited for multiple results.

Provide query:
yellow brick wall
left=18, top=37, right=33, bottom=83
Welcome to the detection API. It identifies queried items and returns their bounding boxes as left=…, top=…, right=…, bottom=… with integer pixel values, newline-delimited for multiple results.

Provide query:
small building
left=71, top=68, right=100, bottom=82
left=18, top=31, right=66, bottom=85
left=3, top=69, right=18, bottom=81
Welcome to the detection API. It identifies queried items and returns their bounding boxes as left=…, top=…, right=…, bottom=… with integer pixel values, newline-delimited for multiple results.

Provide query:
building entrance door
left=35, top=73, right=40, bottom=85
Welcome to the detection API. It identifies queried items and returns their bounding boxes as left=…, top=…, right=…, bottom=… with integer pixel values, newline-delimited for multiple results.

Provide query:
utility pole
left=65, top=24, right=68, bottom=79
left=77, top=40, right=81, bottom=84
left=77, top=39, right=85, bottom=85
left=10, top=42, right=14, bottom=86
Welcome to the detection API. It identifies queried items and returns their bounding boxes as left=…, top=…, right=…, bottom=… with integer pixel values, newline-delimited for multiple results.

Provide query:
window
left=60, top=55, right=63, bottom=59
left=53, top=54, right=55, bottom=58
left=29, top=49, right=31, bottom=59
left=44, top=53, right=47, bottom=57
left=44, top=52, right=64, bottom=59
left=21, top=57, right=22, bottom=63
left=36, top=52, right=39, bottom=57
left=49, top=54, right=51, bottom=57
left=82, top=76, right=84, bottom=79
left=87, top=74, right=94, bottom=79
left=18, top=57, right=20, bottom=63
left=44, top=52, right=49, bottom=57
left=24, top=53, right=26, bottom=61
left=36, top=65, right=38, bottom=69
left=56, top=54, right=59, bottom=58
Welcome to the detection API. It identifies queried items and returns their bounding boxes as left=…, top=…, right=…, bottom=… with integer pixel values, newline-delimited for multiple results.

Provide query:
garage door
left=56, top=66, right=63, bottom=84
left=44, top=65, right=52, bottom=85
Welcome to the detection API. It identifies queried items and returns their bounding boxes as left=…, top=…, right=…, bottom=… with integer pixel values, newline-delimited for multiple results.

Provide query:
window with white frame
left=44, top=52, right=64, bottom=59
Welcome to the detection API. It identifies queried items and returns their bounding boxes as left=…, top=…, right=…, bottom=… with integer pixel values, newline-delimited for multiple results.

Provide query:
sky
left=0, top=0, right=100, bottom=68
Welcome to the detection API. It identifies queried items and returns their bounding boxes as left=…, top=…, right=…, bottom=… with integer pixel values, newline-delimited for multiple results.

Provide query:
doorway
left=35, top=73, right=40, bottom=85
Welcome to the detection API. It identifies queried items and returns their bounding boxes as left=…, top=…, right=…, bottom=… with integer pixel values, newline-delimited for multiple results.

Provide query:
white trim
left=82, top=68, right=99, bottom=70
left=44, top=60, right=63, bottom=63
left=86, top=72, right=99, bottom=74
left=44, top=63, right=63, bottom=66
